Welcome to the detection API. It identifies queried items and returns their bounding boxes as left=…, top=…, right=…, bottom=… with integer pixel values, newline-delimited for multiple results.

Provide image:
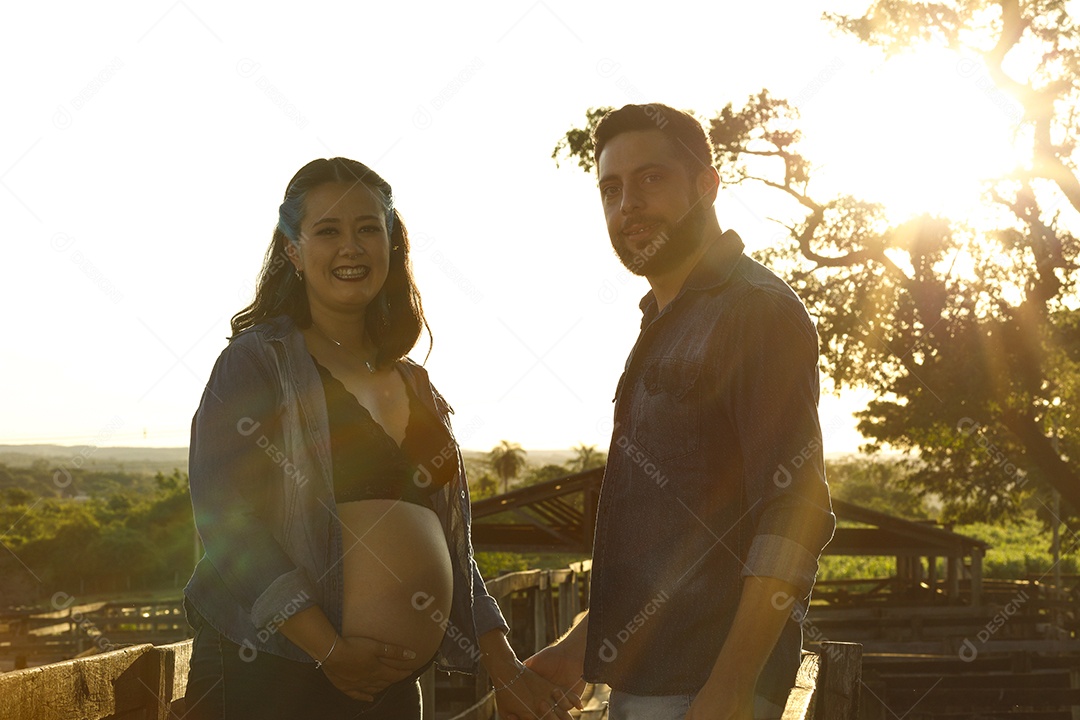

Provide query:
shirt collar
left=638, top=229, right=746, bottom=319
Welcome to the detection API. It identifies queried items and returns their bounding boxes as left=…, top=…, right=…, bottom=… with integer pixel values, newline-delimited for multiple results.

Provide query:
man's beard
left=611, top=199, right=709, bottom=277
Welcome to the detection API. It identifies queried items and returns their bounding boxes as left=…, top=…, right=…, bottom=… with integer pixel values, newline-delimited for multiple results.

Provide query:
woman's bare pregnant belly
left=337, top=499, right=453, bottom=668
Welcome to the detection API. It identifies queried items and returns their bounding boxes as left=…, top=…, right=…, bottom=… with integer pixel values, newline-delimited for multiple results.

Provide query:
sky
left=2, top=1, right=1028, bottom=455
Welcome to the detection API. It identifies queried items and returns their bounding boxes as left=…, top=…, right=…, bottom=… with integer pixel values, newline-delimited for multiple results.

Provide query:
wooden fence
left=0, top=599, right=189, bottom=670
left=0, top=562, right=862, bottom=719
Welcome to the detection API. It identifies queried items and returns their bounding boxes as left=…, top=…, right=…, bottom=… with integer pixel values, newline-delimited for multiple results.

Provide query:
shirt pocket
left=631, top=358, right=703, bottom=463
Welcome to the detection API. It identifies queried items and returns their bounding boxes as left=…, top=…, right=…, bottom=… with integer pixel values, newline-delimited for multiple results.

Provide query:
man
left=525, top=104, right=836, bottom=720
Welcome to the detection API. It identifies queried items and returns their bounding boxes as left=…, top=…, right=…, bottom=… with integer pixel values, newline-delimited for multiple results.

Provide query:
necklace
left=310, top=321, right=376, bottom=374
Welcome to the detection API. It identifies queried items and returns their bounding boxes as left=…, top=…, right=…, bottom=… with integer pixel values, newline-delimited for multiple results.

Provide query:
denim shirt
left=584, top=231, right=836, bottom=702
left=183, top=314, right=507, bottom=672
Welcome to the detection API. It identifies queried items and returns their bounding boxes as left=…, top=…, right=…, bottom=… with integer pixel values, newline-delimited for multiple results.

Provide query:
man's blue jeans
left=608, top=688, right=786, bottom=720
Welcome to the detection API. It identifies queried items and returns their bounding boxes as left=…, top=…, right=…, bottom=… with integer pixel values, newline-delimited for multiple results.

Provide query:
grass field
left=817, top=514, right=1078, bottom=582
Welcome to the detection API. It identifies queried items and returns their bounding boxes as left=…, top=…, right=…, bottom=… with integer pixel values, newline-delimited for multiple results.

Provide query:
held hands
left=319, top=635, right=418, bottom=702
left=523, top=643, right=587, bottom=698
left=495, top=661, right=583, bottom=720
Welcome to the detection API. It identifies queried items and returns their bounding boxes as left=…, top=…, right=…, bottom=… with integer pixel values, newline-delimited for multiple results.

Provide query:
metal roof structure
left=471, top=467, right=988, bottom=558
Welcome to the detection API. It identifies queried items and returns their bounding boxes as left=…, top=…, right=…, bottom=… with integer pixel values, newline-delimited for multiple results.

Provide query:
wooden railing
left=782, top=643, right=862, bottom=720
left=0, top=598, right=188, bottom=670
left=0, top=640, right=191, bottom=720
left=0, top=563, right=862, bottom=720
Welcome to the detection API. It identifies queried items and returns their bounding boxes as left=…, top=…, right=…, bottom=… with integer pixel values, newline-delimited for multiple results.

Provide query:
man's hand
left=523, top=643, right=586, bottom=697
left=687, top=576, right=801, bottom=720
left=496, top=664, right=582, bottom=720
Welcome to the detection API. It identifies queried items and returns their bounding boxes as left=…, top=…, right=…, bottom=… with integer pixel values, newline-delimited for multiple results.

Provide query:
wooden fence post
left=557, top=572, right=578, bottom=635
left=814, top=642, right=861, bottom=720
left=1070, top=666, right=1080, bottom=720
left=532, top=574, right=548, bottom=654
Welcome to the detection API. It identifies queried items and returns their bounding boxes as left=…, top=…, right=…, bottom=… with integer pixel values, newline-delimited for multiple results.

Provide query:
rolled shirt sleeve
left=725, top=289, right=836, bottom=598
left=189, top=343, right=319, bottom=630
left=471, top=560, right=510, bottom=636
left=453, top=445, right=509, bottom=638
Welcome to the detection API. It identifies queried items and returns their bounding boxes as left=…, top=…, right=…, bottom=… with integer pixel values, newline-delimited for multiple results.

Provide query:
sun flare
left=804, top=47, right=1030, bottom=223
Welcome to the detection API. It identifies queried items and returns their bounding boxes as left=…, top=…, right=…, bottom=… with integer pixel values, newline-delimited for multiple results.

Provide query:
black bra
left=310, top=354, right=455, bottom=509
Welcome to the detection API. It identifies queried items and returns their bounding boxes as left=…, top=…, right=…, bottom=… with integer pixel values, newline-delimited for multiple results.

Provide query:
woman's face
left=286, top=181, right=392, bottom=320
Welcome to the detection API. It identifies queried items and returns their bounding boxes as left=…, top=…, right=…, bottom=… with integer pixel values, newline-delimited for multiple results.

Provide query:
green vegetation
left=474, top=552, right=590, bottom=580
left=488, top=440, right=527, bottom=494
left=954, top=517, right=1078, bottom=580
left=820, top=456, right=1077, bottom=581
left=1, top=450, right=1072, bottom=606
left=471, top=443, right=593, bottom=577
left=0, top=463, right=194, bottom=606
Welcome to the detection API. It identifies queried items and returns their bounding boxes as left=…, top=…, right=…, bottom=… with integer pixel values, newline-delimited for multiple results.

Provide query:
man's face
left=597, top=129, right=711, bottom=277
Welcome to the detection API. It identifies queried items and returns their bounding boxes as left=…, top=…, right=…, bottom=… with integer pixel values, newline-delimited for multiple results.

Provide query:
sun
left=803, top=46, right=1029, bottom=223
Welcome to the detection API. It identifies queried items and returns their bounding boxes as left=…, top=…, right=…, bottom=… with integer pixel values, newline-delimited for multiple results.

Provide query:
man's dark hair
left=592, top=103, right=714, bottom=176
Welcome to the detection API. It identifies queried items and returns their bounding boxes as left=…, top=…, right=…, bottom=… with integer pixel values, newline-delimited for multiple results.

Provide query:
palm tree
left=570, top=443, right=606, bottom=472
left=488, top=441, right=527, bottom=494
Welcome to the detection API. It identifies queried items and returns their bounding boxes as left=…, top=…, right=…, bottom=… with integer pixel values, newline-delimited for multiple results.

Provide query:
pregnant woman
left=182, top=158, right=579, bottom=719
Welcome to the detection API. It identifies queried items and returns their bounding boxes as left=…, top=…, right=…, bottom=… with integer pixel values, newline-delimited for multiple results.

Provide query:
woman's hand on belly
left=321, top=635, right=419, bottom=701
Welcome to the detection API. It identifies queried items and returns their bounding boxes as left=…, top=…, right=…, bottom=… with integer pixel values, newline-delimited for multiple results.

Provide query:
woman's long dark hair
left=231, top=157, right=430, bottom=368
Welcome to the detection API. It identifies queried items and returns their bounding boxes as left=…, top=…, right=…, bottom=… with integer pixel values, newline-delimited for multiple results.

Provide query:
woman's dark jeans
left=184, top=620, right=424, bottom=720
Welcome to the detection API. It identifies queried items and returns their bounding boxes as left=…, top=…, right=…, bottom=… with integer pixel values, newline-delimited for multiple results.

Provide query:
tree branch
left=981, top=1, right=1080, bottom=214
left=1000, top=408, right=1080, bottom=514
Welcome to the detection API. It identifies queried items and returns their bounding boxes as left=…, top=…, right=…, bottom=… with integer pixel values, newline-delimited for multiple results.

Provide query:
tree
left=470, top=471, right=499, bottom=500
left=3, top=486, right=33, bottom=507
left=825, top=457, right=930, bottom=520
left=522, top=463, right=571, bottom=487
left=569, top=443, right=607, bottom=473
left=488, top=441, right=528, bottom=494
left=554, top=3, right=1080, bottom=523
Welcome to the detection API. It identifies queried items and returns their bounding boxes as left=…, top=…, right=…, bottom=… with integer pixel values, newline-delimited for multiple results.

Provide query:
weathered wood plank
left=0, top=643, right=157, bottom=720
left=485, top=570, right=544, bottom=600
left=781, top=651, right=820, bottom=720
left=579, top=683, right=609, bottom=720
left=815, top=642, right=861, bottom=720
left=151, top=641, right=191, bottom=720
left=850, top=639, right=1080, bottom=655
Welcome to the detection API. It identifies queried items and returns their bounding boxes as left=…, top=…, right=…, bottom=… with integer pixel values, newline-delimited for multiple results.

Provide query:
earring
left=295, top=268, right=303, bottom=282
